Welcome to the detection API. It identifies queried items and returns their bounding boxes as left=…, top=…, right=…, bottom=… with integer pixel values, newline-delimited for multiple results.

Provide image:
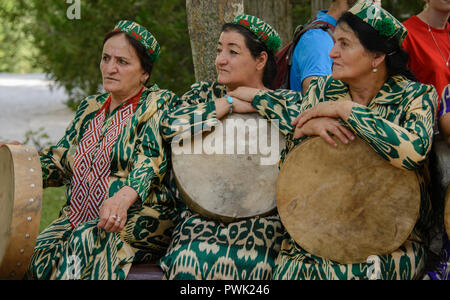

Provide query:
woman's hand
left=97, top=186, right=138, bottom=233
left=292, top=101, right=354, bottom=129
left=294, top=117, right=355, bottom=147
left=232, top=98, right=257, bottom=113
left=215, top=97, right=257, bottom=119
left=228, top=87, right=264, bottom=103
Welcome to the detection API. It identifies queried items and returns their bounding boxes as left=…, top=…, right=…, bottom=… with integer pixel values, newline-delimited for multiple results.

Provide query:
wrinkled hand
left=292, top=101, right=353, bottom=129
left=293, top=117, right=355, bottom=147
left=228, top=87, right=264, bottom=103
left=97, top=186, right=138, bottom=233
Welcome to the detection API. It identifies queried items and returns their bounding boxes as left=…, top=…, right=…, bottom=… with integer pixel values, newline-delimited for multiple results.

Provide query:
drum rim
left=276, top=136, right=421, bottom=264
left=0, top=144, right=42, bottom=279
left=0, top=147, right=14, bottom=263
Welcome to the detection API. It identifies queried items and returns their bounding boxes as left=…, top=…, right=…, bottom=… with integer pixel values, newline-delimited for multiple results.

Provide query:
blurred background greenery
left=0, top=0, right=425, bottom=106
left=0, top=0, right=425, bottom=231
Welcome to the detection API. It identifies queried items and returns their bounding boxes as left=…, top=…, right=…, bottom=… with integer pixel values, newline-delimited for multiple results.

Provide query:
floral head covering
left=232, top=14, right=282, bottom=53
left=113, top=20, right=160, bottom=62
left=348, top=0, right=408, bottom=44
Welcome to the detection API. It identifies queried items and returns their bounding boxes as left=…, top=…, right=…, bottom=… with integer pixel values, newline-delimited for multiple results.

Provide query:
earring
left=372, top=68, right=378, bottom=73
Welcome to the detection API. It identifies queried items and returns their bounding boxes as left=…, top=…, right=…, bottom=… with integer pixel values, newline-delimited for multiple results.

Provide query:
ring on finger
left=116, top=216, right=122, bottom=222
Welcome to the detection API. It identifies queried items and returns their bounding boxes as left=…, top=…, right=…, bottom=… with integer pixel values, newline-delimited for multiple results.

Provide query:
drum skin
left=0, top=145, right=42, bottom=279
left=172, top=113, right=284, bottom=223
left=445, top=185, right=450, bottom=239
left=276, top=137, right=420, bottom=264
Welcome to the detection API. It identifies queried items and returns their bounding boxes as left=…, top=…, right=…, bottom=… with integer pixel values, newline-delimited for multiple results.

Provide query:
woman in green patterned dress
left=1, top=21, right=182, bottom=280
left=229, top=0, right=439, bottom=280
left=158, top=15, right=285, bottom=280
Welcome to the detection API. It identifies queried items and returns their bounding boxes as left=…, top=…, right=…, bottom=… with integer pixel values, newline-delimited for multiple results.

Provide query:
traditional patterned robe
left=26, top=86, right=183, bottom=280
left=158, top=81, right=285, bottom=280
left=251, top=75, right=438, bottom=280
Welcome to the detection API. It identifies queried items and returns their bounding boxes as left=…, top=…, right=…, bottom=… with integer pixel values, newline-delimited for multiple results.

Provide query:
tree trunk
left=244, top=0, right=293, bottom=48
left=186, top=0, right=244, bottom=82
left=311, top=0, right=331, bottom=17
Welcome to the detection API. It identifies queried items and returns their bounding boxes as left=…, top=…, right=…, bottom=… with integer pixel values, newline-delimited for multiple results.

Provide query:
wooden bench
left=126, top=261, right=164, bottom=280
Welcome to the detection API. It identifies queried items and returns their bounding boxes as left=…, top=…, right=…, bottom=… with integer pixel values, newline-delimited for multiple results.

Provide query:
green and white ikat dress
left=250, top=75, right=438, bottom=280
left=158, top=81, right=285, bottom=280
left=26, top=86, right=184, bottom=280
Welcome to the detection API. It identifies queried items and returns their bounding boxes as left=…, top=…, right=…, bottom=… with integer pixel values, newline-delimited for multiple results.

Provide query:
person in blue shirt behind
left=290, top=0, right=361, bottom=93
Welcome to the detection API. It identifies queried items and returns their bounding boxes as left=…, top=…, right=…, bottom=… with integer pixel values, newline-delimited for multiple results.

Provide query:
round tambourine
left=276, top=137, right=420, bottom=264
left=172, top=113, right=285, bottom=223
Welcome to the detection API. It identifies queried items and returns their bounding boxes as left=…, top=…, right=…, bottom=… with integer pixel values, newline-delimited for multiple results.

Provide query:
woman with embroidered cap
left=230, top=0, right=438, bottom=279
left=158, top=15, right=285, bottom=280
left=10, top=20, right=183, bottom=280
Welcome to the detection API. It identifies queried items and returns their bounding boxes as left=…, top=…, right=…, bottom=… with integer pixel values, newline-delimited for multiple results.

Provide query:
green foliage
left=23, top=127, right=53, bottom=153
left=291, top=0, right=313, bottom=25
left=0, top=0, right=428, bottom=110
left=382, top=0, right=425, bottom=21
left=290, top=0, right=425, bottom=26
left=18, top=0, right=195, bottom=108
left=40, top=187, right=66, bottom=233
left=0, top=0, right=41, bottom=73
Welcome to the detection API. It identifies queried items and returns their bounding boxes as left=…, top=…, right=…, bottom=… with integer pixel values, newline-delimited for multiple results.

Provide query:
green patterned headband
left=113, top=20, right=160, bottom=62
left=348, top=0, right=407, bottom=45
left=232, top=14, right=281, bottom=53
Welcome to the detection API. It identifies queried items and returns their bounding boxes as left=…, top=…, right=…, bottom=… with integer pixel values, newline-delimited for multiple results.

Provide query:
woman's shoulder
left=392, top=75, right=437, bottom=97
left=75, top=92, right=109, bottom=114
left=309, top=75, right=347, bottom=95
left=182, top=81, right=226, bottom=100
left=190, top=81, right=226, bottom=93
left=188, top=80, right=225, bottom=90
left=141, top=85, right=179, bottom=109
left=143, top=84, right=176, bottom=99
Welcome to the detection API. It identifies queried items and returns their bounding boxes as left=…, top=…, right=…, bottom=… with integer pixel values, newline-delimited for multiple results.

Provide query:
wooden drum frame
left=0, top=144, right=42, bottom=279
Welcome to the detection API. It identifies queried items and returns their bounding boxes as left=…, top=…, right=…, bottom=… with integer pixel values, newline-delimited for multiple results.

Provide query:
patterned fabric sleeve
left=125, top=90, right=174, bottom=204
left=160, top=81, right=225, bottom=143
left=345, top=83, right=438, bottom=170
left=251, top=88, right=305, bottom=137
left=40, top=97, right=92, bottom=188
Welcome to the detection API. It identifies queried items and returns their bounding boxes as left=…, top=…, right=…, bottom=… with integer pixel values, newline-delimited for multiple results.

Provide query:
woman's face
left=329, top=23, right=376, bottom=83
left=215, top=30, right=264, bottom=90
left=100, top=33, right=147, bottom=97
left=426, top=0, right=450, bottom=13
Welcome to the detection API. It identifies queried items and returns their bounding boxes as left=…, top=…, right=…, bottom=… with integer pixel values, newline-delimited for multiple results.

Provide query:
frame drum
left=0, top=145, right=42, bottom=279
left=445, top=185, right=450, bottom=239
left=172, top=113, right=285, bottom=223
left=277, top=137, right=420, bottom=264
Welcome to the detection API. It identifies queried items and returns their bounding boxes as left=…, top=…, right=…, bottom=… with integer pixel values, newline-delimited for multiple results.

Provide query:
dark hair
left=103, top=31, right=154, bottom=84
left=332, top=0, right=358, bottom=7
left=338, top=12, right=417, bottom=81
left=221, top=23, right=277, bottom=88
